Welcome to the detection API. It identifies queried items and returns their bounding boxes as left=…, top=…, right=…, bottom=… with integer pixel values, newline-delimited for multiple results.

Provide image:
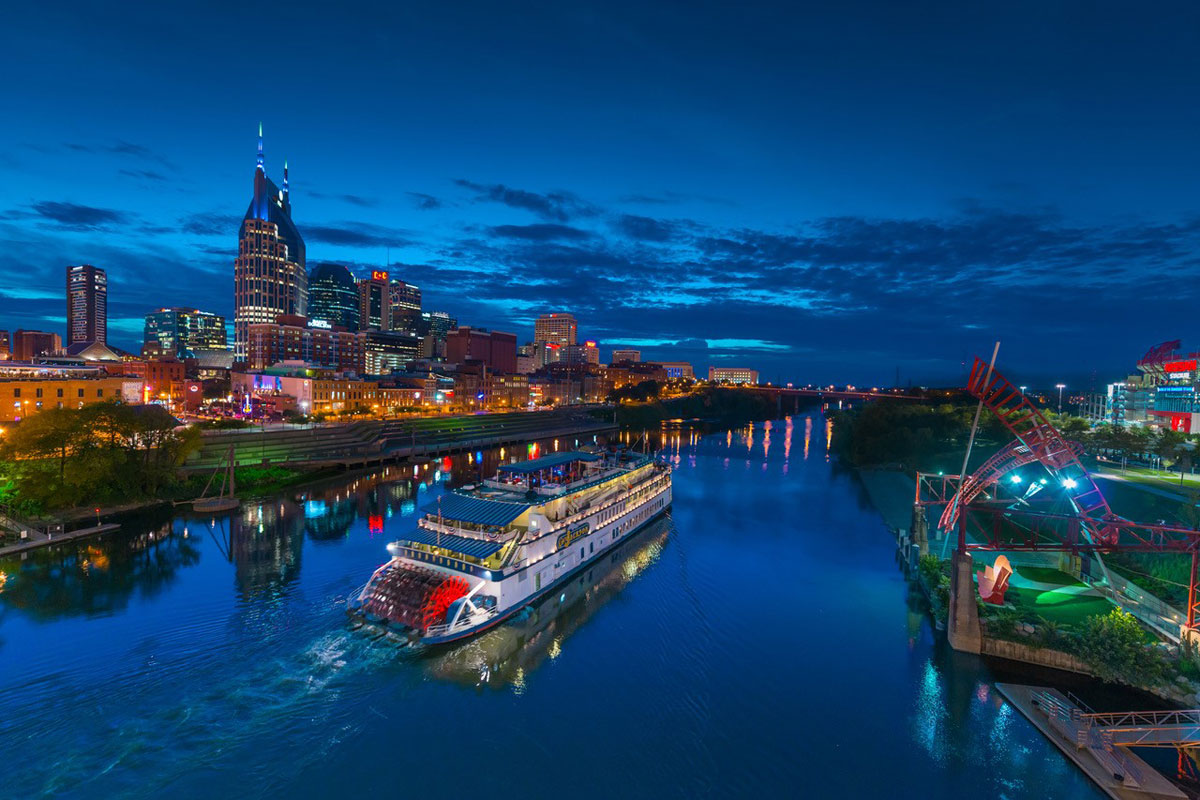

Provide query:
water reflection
left=425, top=516, right=671, bottom=689
left=0, top=511, right=200, bottom=623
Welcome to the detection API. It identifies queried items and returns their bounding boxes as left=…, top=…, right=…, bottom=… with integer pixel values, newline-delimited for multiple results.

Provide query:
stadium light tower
left=1056, top=383, right=1066, bottom=413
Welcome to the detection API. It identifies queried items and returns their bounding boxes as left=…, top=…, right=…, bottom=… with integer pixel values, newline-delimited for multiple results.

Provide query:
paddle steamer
left=352, top=448, right=672, bottom=644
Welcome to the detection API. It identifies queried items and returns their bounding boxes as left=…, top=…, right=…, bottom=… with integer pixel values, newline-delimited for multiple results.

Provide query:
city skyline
left=5, top=2, right=1200, bottom=385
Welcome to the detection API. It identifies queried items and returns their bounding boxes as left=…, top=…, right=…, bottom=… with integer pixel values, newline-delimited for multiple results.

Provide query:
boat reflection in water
left=423, top=515, right=672, bottom=689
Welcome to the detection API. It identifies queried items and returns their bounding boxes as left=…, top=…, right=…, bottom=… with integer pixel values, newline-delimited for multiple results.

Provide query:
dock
left=995, top=683, right=1188, bottom=800
left=0, top=522, right=122, bottom=558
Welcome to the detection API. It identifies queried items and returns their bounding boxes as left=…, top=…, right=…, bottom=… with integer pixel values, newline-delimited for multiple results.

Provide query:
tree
left=1076, top=609, right=1165, bottom=685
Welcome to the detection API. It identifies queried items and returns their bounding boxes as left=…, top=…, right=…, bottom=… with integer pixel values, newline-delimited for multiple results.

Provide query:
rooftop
left=497, top=450, right=601, bottom=474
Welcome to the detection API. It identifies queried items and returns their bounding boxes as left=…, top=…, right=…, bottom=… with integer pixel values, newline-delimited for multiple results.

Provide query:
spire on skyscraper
left=256, top=122, right=264, bottom=173
left=283, top=158, right=289, bottom=195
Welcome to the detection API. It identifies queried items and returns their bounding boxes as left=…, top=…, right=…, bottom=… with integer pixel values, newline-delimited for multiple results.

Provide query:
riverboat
left=350, top=448, right=672, bottom=644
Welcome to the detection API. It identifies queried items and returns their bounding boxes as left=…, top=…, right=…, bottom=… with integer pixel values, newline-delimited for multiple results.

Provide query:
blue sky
left=3, top=1, right=1200, bottom=386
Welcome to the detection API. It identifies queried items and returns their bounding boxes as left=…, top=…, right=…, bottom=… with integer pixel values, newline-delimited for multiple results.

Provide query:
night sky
left=4, top=1, right=1200, bottom=387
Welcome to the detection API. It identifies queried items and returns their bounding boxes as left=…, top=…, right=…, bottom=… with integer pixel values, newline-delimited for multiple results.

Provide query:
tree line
left=0, top=402, right=202, bottom=515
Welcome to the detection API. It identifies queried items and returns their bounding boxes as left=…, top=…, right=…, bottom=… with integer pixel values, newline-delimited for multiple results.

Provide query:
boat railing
left=425, top=605, right=500, bottom=638
left=540, top=473, right=671, bottom=536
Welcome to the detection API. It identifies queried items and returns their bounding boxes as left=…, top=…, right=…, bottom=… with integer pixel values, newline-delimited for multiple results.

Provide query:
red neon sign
left=371, top=270, right=389, bottom=282
left=1165, top=359, right=1197, bottom=373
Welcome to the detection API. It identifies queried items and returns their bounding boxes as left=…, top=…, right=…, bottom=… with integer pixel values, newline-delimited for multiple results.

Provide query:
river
left=0, top=416, right=1123, bottom=798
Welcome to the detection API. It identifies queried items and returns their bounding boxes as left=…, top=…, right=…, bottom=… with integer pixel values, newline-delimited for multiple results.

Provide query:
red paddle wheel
left=421, top=576, right=470, bottom=631
left=362, top=564, right=470, bottom=632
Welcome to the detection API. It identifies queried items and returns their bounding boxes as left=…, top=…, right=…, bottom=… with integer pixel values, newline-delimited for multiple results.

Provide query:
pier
left=0, top=521, right=122, bottom=557
left=996, top=683, right=1189, bottom=800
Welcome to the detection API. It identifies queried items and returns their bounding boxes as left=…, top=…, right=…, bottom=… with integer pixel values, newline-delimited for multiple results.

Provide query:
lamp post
left=1056, top=383, right=1066, bottom=414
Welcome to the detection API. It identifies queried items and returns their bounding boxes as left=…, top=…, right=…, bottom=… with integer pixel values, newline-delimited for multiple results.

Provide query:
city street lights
left=1056, top=383, right=1066, bottom=414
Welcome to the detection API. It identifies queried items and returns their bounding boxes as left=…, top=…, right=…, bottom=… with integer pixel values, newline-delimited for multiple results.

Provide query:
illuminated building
left=446, top=327, right=517, bottom=373
left=558, top=341, right=599, bottom=366
left=66, top=264, right=107, bottom=345
left=11, top=330, right=61, bottom=361
left=611, top=348, right=640, bottom=363
left=389, top=279, right=422, bottom=333
left=0, top=375, right=136, bottom=422
left=708, top=366, right=759, bottom=385
left=419, top=310, right=456, bottom=358
left=307, top=263, right=360, bottom=331
left=534, top=312, right=577, bottom=347
left=0, top=330, right=9, bottom=360
left=358, top=270, right=391, bottom=331
left=361, top=330, right=422, bottom=375
left=658, top=361, right=695, bottom=380
left=143, top=308, right=228, bottom=355
left=246, top=315, right=363, bottom=372
left=234, top=126, right=307, bottom=359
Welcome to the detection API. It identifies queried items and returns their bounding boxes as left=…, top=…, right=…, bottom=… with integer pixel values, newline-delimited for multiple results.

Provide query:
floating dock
left=0, top=522, right=122, bottom=558
left=996, top=683, right=1188, bottom=800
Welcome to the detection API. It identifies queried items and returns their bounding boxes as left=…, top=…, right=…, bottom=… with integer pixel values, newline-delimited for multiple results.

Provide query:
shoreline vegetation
left=602, top=386, right=804, bottom=429
left=838, top=398, right=1200, bottom=703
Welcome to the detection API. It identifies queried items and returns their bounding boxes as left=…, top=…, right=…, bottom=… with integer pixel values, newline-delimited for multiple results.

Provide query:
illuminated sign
left=371, top=270, right=389, bottom=281
left=585, top=340, right=596, bottom=348
left=1165, top=359, right=1197, bottom=373
left=309, top=318, right=332, bottom=330
left=556, top=522, right=590, bottom=550
left=1169, top=372, right=1193, bottom=380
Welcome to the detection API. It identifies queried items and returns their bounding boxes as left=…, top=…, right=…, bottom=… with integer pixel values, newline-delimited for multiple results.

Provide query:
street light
left=1056, top=383, right=1066, bottom=413
left=1019, top=385, right=1027, bottom=395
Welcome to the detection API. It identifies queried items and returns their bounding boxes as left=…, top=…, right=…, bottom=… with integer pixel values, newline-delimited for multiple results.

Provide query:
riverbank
left=853, top=465, right=1200, bottom=709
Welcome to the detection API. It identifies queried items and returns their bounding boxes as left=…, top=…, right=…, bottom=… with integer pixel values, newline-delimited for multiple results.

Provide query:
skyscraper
left=144, top=308, right=228, bottom=355
left=534, top=312, right=577, bottom=347
left=308, top=262, right=360, bottom=331
left=234, top=125, right=306, bottom=359
left=389, top=278, right=421, bottom=333
left=358, top=270, right=391, bottom=331
left=66, top=264, right=107, bottom=345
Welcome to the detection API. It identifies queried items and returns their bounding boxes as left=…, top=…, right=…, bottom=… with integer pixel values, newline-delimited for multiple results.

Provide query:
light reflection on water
left=0, top=420, right=1111, bottom=799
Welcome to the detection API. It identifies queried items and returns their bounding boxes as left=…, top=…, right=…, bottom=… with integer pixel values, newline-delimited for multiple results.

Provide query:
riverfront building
left=143, top=308, right=228, bottom=356
left=0, top=375, right=137, bottom=422
left=709, top=367, right=759, bottom=385
left=307, top=263, right=360, bottom=332
left=234, top=127, right=307, bottom=359
left=67, top=264, right=107, bottom=346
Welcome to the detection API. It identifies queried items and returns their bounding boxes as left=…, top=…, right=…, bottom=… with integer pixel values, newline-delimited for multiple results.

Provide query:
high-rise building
left=446, top=327, right=518, bottom=373
left=418, top=310, right=456, bottom=359
left=534, top=312, right=577, bottom=347
left=0, top=330, right=9, bottom=361
left=559, top=341, right=600, bottom=366
left=389, top=279, right=421, bottom=333
left=66, top=264, right=107, bottom=345
left=308, top=263, right=360, bottom=331
left=234, top=126, right=307, bottom=359
left=144, top=308, right=228, bottom=355
left=611, top=348, right=641, bottom=363
left=12, top=330, right=62, bottom=361
left=358, top=270, right=391, bottom=331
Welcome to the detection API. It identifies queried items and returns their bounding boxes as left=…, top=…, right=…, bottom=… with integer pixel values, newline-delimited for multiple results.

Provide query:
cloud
left=487, top=223, right=593, bottom=241
left=407, top=192, right=442, bottom=210
left=610, top=214, right=683, bottom=242
left=118, top=168, right=168, bottom=182
left=305, top=221, right=410, bottom=248
left=57, top=140, right=176, bottom=168
left=454, top=179, right=596, bottom=221
left=12, top=201, right=131, bottom=230
left=180, top=211, right=238, bottom=236
left=309, top=191, right=379, bottom=208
